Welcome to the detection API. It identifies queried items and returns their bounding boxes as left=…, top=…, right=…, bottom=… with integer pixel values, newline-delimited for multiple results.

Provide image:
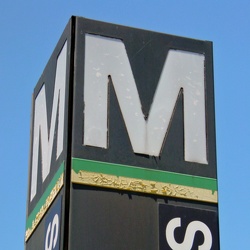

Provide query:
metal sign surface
left=25, top=16, right=219, bottom=249
left=44, top=196, right=62, bottom=250
left=159, top=204, right=219, bottom=250
left=25, top=20, right=73, bottom=245
left=71, top=17, right=217, bottom=203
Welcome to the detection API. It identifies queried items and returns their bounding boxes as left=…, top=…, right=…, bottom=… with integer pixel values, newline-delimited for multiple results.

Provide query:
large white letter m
left=30, top=42, right=67, bottom=201
left=84, top=34, right=207, bottom=165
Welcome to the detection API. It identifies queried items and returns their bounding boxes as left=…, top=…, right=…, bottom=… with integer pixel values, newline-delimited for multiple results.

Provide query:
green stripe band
left=72, top=158, right=217, bottom=192
left=26, top=162, right=64, bottom=231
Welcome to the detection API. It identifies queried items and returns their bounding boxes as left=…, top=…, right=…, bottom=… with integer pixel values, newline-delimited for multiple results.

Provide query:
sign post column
left=25, top=16, right=219, bottom=250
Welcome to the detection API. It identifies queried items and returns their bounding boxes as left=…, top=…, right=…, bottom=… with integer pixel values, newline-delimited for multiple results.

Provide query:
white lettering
left=84, top=34, right=207, bottom=164
left=45, top=214, right=59, bottom=250
left=30, top=41, right=67, bottom=201
left=166, top=217, right=212, bottom=250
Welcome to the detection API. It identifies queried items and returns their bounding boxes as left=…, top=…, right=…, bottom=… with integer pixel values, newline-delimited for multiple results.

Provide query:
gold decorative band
left=71, top=170, right=217, bottom=203
left=25, top=173, right=64, bottom=242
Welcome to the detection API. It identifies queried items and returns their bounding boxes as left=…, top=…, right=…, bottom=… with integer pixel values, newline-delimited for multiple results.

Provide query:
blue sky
left=1, top=1, right=250, bottom=249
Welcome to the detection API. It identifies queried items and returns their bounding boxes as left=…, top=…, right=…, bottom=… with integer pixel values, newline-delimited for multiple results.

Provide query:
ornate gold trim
left=25, top=173, right=64, bottom=242
left=72, top=170, right=217, bottom=203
